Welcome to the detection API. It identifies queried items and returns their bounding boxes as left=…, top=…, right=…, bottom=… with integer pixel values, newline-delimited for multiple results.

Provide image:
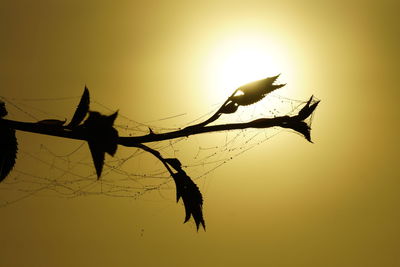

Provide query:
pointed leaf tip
left=297, top=96, right=320, bottom=121
left=88, top=141, right=105, bottom=179
left=68, top=87, right=90, bottom=128
left=107, top=111, right=118, bottom=125
left=83, top=111, right=120, bottom=178
left=171, top=169, right=205, bottom=230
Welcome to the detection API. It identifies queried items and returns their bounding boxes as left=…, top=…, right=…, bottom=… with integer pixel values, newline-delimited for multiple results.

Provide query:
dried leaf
left=231, top=75, right=286, bottom=106
left=68, top=87, right=90, bottom=128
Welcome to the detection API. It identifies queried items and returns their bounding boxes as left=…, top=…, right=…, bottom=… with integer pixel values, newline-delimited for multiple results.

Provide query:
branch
left=0, top=119, right=84, bottom=140
left=119, top=106, right=317, bottom=145
left=0, top=98, right=319, bottom=145
left=0, top=76, right=320, bottom=230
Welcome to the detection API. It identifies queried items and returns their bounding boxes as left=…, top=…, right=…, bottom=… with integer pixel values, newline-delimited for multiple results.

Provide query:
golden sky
left=0, top=1, right=399, bottom=266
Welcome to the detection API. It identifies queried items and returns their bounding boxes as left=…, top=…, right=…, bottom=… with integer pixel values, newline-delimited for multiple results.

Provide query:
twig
left=0, top=100, right=318, bottom=146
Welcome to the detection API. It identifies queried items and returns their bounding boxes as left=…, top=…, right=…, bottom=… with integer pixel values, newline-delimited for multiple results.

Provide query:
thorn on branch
left=148, top=127, right=155, bottom=135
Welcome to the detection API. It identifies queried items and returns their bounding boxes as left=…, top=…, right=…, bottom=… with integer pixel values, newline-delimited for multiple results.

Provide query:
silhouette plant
left=0, top=75, right=319, bottom=230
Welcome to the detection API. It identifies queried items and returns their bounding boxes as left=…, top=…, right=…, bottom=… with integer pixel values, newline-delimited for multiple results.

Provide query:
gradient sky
left=1, top=1, right=399, bottom=266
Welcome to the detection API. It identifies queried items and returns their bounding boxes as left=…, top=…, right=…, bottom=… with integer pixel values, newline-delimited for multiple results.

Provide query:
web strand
left=0, top=93, right=317, bottom=206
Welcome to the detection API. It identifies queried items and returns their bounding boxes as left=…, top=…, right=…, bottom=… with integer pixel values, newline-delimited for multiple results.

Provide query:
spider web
left=0, top=91, right=317, bottom=207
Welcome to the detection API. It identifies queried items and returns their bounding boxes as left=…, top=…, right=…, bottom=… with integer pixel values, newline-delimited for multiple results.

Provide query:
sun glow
left=206, top=35, right=292, bottom=100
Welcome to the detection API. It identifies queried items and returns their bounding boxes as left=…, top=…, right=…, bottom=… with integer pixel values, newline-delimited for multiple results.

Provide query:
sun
left=205, top=35, right=292, bottom=101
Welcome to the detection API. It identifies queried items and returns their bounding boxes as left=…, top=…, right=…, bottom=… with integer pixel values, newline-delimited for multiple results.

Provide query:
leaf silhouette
left=279, top=97, right=320, bottom=143
left=165, top=157, right=205, bottom=230
left=289, top=121, right=312, bottom=142
left=83, top=111, right=119, bottom=178
left=88, top=141, right=105, bottom=178
left=296, top=96, right=320, bottom=121
left=68, top=87, right=90, bottom=128
left=135, top=144, right=206, bottom=230
left=171, top=169, right=205, bottom=230
left=0, top=102, right=18, bottom=182
left=230, top=75, right=286, bottom=106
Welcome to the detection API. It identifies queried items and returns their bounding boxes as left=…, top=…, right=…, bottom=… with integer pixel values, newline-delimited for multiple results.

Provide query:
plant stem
left=0, top=96, right=318, bottom=146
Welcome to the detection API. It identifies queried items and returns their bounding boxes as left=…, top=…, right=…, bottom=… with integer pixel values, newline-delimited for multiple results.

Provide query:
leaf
left=37, top=119, right=66, bottom=126
left=278, top=95, right=320, bottom=142
left=165, top=156, right=205, bottom=230
left=171, top=170, right=205, bottom=230
left=0, top=125, right=18, bottom=182
left=88, top=141, right=105, bottom=178
left=297, top=96, right=320, bottom=121
left=83, top=111, right=119, bottom=179
left=290, top=121, right=312, bottom=143
left=230, top=75, right=286, bottom=106
left=67, top=87, right=90, bottom=128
